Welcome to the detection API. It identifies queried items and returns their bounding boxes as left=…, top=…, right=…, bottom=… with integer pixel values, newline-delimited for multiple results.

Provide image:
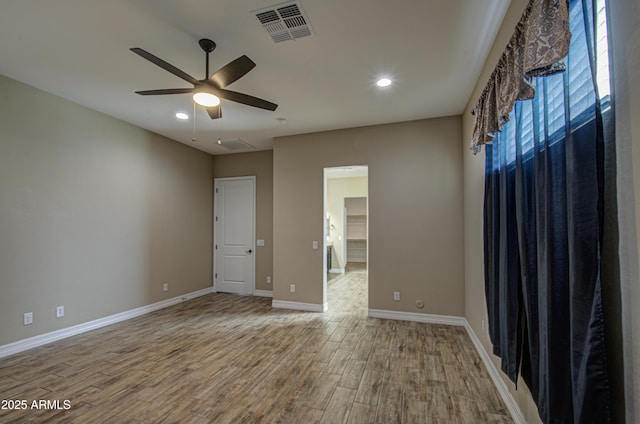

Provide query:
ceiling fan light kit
left=130, top=38, right=278, bottom=120
left=192, top=90, right=220, bottom=107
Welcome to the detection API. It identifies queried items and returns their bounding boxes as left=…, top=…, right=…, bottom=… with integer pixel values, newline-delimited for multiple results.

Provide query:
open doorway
left=323, top=166, right=368, bottom=312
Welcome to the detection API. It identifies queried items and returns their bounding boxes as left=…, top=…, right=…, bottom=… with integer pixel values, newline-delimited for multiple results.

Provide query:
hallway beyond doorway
left=327, top=263, right=367, bottom=314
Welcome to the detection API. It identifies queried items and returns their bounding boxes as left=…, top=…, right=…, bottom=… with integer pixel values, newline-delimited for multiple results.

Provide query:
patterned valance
left=471, top=0, right=571, bottom=151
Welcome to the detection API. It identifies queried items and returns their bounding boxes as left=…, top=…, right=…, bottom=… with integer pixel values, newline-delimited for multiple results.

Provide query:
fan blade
left=216, top=88, right=278, bottom=111
left=209, top=55, right=256, bottom=88
left=130, top=48, right=199, bottom=85
left=206, top=105, right=222, bottom=120
left=135, top=88, right=194, bottom=95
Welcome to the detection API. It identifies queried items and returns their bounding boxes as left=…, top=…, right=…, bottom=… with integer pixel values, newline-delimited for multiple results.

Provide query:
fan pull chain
left=217, top=105, right=222, bottom=145
left=191, top=103, right=197, bottom=142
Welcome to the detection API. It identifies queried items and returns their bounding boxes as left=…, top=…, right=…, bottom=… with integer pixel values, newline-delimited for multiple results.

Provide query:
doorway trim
left=213, top=176, right=256, bottom=295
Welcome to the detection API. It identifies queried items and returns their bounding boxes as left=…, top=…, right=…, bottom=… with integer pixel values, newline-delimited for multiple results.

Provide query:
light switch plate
left=312, top=241, right=318, bottom=249
left=257, top=239, right=265, bottom=246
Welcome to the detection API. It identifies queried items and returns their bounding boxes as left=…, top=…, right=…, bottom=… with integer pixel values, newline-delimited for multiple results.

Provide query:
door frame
left=213, top=176, right=256, bottom=294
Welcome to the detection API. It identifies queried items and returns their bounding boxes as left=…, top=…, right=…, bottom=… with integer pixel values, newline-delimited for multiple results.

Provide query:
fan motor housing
left=198, top=39, right=216, bottom=53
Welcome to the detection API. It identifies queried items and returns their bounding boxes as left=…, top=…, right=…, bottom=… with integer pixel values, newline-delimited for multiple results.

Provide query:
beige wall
left=610, top=0, right=640, bottom=421
left=463, top=0, right=640, bottom=422
left=273, top=117, right=464, bottom=315
left=213, top=150, right=274, bottom=292
left=0, top=75, right=213, bottom=346
left=326, top=176, right=368, bottom=271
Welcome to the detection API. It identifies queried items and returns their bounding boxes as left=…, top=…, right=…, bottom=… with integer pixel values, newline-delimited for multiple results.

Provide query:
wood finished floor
left=0, top=269, right=512, bottom=423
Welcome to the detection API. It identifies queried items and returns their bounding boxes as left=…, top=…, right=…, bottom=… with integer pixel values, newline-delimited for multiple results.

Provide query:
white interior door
left=214, top=177, right=255, bottom=295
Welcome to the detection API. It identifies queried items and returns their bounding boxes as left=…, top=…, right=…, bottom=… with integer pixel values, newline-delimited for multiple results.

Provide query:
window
left=493, top=0, right=611, bottom=169
left=595, top=0, right=611, bottom=100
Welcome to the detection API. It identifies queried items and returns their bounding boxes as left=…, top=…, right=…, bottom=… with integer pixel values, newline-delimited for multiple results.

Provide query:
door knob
left=246, top=249, right=253, bottom=254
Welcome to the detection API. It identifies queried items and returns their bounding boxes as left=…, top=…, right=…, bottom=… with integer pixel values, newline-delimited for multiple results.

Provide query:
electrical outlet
left=162, top=282, right=169, bottom=292
left=312, top=241, right=318, bottom=249
left=267, top=276, right=271, bottom=284
left=23, top=312, right=33, bottom=325
left=56, top=306, right=64, bottom=318
left=290, top=284, right=296, bottom=293
left=393, top=291, right=400, bottom=301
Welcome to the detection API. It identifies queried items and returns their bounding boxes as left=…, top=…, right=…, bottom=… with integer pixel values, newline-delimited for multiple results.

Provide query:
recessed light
left=176, top=112, right=189, bottom=120
left=376, top=77, right=392, bottom=87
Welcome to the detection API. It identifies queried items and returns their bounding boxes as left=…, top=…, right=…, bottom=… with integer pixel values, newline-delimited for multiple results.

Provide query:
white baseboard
left=272, top=300, right=328, bottom=312
left=254, top=290, right=273, bottom=298
left=367, top=309, right=467, bottom=326
left=463, top=319, right=526, bottom=424
left=0, top=287, right=214, bottom=359
left=329, top=268, right=345, bottom=274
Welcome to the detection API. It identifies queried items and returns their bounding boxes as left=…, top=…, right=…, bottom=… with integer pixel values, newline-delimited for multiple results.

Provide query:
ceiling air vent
left=254, top=1, right=313, bottom=43
left=218, top=139, right=255, bottom=151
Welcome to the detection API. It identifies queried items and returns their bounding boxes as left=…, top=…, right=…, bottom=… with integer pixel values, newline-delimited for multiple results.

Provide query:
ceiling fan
left=130, top=39, right=278, bottom=119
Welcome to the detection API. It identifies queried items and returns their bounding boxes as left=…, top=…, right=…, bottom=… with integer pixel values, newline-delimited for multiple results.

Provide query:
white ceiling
left=0, top=0, right=510, bottom=155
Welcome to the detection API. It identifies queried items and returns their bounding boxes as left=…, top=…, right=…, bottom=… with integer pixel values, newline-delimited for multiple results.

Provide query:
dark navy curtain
left=483, top=0, right=612, bottom=422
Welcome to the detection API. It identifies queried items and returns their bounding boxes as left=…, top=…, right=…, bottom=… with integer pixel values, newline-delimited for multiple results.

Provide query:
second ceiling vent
left=254, top=1, right=313, bottom=43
